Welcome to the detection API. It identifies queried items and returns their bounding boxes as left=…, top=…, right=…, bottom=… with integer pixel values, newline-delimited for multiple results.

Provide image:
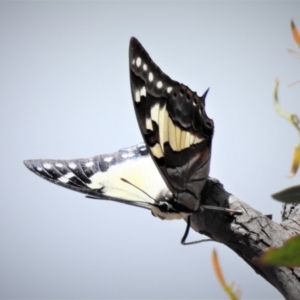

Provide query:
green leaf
left=272, top=185, right=300, bottom=203
left=255, top=235, right=300, bottom=267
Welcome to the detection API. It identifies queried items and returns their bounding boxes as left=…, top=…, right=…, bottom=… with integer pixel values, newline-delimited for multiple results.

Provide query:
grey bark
left=190, top=177, right=300, bottom=300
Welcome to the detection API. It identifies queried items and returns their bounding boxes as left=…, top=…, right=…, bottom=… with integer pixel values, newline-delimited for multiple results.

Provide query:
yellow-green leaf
left=273, top=80, right=300, bottom=130
left=254, top=235, right=300, bottom=267
left=273, top=79, right=290, bottom=121
left=212, top=249, right=240, bottom=300
left=273, top=80, right=300, bottom=177
left=272, top=185, right=300, bottom=203
left=291, top=20, right=300, bottom=47
left=289, top=144, right=300, bottom=177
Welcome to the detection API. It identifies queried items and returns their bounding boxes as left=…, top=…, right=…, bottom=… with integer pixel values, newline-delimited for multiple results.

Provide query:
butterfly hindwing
left=129, top=37, right=214, bottom=212
left=24, top=144, right=170, bottom=211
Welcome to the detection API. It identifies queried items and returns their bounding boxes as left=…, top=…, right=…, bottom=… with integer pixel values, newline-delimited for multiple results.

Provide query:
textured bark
left=190, top=177, right=300, bottom=300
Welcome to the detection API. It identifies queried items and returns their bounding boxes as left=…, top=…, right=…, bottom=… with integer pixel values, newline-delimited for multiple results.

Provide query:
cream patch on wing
left=86, top=156, right=168, bottom=203
left=149, top=102, right=205, bottom=152
left=175, top=124, right=182, bottom=151
left=145, top=117, right=153, bottom=131
left=180, top=130, right=187, bottom=150
left=149, top=103, right=164, bottom=158
left=168, top=116, right=177, bottom=151
left=150, top=143, right=164, bottom=159
left=158, top=104, right=169, bottom=152
left=150, top=102, right=160, bottom=125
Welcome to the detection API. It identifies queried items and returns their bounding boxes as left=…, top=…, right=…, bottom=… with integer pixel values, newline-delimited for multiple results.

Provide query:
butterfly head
left=151, top=188, right=191, bottom=220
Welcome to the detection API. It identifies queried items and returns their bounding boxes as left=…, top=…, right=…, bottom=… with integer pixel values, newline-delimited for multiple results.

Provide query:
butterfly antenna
left=120, top=177, right=157, bottom=202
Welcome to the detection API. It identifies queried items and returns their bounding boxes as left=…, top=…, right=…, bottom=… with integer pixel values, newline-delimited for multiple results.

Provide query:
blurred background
left=1, top=1, right=299, bottom=299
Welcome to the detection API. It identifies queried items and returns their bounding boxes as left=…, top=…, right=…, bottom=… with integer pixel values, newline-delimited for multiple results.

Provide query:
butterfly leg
left=181, top=207, right=242, bottom=245
left=181, top=216, right=213, bottom=245
left=201, top=205, right=243, bottom=214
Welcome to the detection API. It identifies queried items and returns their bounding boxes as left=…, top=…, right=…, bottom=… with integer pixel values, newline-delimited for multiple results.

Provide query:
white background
left=1, top=1, right=300, bottom=299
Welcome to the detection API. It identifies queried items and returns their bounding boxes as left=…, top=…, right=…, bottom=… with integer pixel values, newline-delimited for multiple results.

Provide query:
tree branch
left=189, top=178, right=300, bottom=300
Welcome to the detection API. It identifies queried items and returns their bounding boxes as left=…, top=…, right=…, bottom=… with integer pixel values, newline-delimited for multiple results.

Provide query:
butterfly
left=24, top=37, right=214, bottom=244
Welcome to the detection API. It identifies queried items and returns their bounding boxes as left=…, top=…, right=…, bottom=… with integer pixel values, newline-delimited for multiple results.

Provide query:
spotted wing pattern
left=24, top=144, right=185, bottom=218
left=129, top=37, right=214, bottom=212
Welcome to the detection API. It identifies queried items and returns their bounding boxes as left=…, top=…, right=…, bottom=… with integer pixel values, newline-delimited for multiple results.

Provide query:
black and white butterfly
left=24, top=37, right=214, bottom=243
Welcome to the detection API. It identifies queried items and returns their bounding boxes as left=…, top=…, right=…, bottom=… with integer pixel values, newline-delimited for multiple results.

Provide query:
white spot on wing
left=37, top=167, right=43, bottom=171
left=58, top=177, right=69, bottom=183
left=143, top=64, right=148, bottom=71
left=65, top=172, right=75, bottom=179
left=43, top=163, right=52, bottom=169
left=69, top=162, right=77, bottom=170
left=148, top=72, right=154, bottom=82
left=135, top=90, right=141, bottom=102
left=122, top=153, right=128, bottom=159
left=55, top=163, right=63, bottom=168
left=121, top=152, right=136, bottom=159
left=140, top=86, right=146, bottom=97
left=156, top=81, right=163, bottom=89
left=138, top=144, right=147, bottom=152
left=85, top=161, right=94, bottom=167
left=132, top=59, right=135, bottom=65
left=167, top=87, right=173, bottom=94
left=58, top=172, right=75, bottom=184
left=136, top=57, right=141, bottom=67
left=104, top=156, right=113, bottom=163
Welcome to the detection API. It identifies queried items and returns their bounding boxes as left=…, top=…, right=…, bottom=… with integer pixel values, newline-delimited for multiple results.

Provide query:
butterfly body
left=24, top=37, right=214, bottom=226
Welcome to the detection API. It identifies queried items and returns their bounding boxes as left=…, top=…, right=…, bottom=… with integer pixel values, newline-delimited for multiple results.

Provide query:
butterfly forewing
left=24, top=144, right=169, bottom=210
left=129, top=37, right=214, bottom=211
